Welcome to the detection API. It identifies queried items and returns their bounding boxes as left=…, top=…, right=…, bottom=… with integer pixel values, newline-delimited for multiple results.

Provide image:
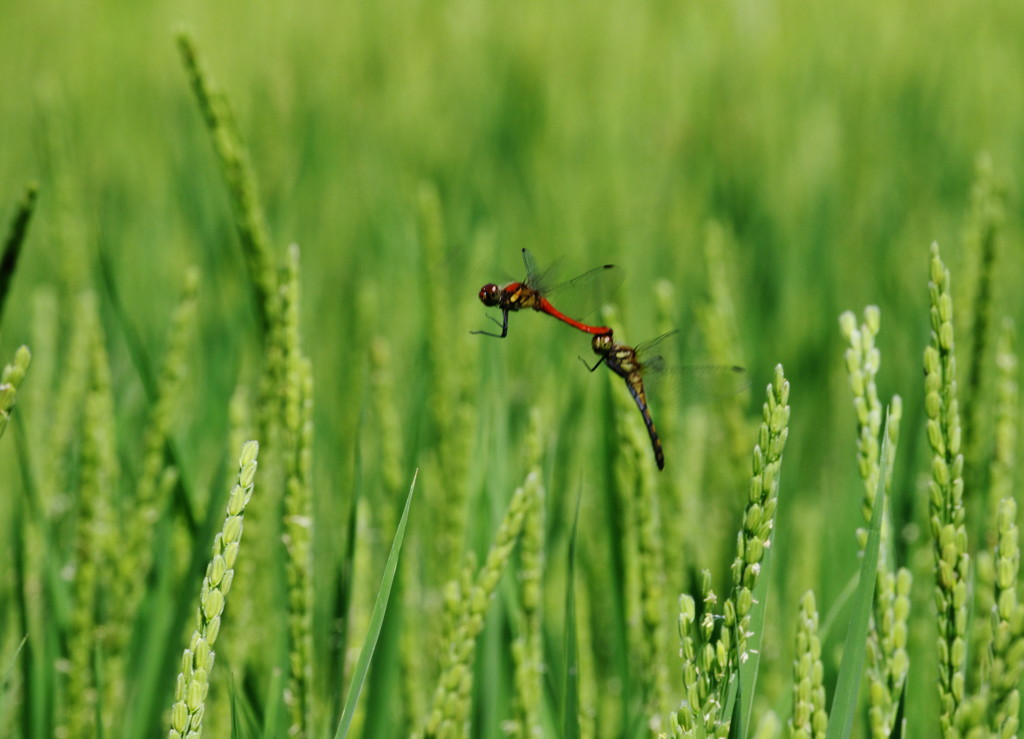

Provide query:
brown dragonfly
left=585, top=331, right=747, bottom=470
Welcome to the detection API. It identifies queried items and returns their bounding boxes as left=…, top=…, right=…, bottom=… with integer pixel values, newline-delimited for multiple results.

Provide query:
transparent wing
left=634, top=331, right=681, bottom=363
left=633, top=331, right=749, bottom=404
left=520, top=247, right=623, bottom=321
left=670, top=364, right=750, bottom=403
left=521, top=247, right=544, bottom=287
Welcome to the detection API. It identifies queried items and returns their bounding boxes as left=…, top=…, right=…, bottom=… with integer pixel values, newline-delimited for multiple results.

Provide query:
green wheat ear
left=923, top=242, right=970, bottom=736
left=417, top=476, right=533, bottom=738
left=417, top=181, right=474, bottom=588
left=731, top=364, right=789, bottom=663
left=0, top=345, right=31, bottom=442
left=66, top=357, right=103, bottom=735
left=789, top=591, right=828, bottom=739
left=972, top=317, right=1022, bottom=737
left=960, top=153, right=1006, bottom=506
left=176, top=31, right=277, bottom=336
left=169, top=440, right=260, bottom=739
left=510, top=408, right=545, bottom=738
left=633, top=416, right=671, bottom=728
left=62, top=293, right=114, bottom=737
left=369, top=335, right=406, bottom=530
left=838, top=306, right=910, bottom=738
left=42, top=292, right=95, bottom=513
left=116, top=267, right=199, bottom=634
left=987, top=317, right=1017, bottom=537
left=176, top=34, right=284, bottom=518
left=281, top=244, right=314, bottom=737
left=670, top=365, right=790, bottom=739
left=698, top=220, right=751, bottom=474
left=988, top=498, right=1024, bottom=736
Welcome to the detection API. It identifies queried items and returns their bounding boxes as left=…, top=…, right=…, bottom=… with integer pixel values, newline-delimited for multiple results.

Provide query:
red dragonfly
left=472, top=248, right=621, bottom=338
left=585, top=331, right=747, bottom=470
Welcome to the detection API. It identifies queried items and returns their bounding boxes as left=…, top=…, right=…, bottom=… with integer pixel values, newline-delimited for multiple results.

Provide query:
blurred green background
left=2, top=0, right=1023, bottom=735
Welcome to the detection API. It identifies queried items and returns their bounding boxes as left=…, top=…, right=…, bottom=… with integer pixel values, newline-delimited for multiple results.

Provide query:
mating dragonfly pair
left=473, top=249, right=746, bottom=470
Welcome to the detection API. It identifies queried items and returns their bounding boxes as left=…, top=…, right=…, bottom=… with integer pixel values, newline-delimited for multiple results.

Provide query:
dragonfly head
left=591, top=331, right=614, bottom=355
left=478, top=284, right=501, bottom=306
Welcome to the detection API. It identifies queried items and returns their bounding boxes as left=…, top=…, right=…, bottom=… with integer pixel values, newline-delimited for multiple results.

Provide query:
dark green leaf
left=334, top=469, right=418, bottom=739
left=826, top=410, right=892, bottom=739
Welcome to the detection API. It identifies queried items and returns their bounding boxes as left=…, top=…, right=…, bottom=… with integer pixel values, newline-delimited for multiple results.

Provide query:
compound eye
left=592, top=333, right=612, bottom=352
left=478, top=284, right=500, bottom=306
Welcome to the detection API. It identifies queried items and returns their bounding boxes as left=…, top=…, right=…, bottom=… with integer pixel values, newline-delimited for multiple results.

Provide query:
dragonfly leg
left=580, top=355, right=606, bottom=372
left=470, top=310, right=510, bottom=338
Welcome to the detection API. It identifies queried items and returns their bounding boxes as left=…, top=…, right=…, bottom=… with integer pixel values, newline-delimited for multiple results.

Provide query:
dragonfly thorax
left=613, top=349, right=640, bottom=373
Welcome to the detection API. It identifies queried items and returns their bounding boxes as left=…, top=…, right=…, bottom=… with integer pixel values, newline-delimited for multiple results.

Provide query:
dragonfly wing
left=643, top=356, right=668, bottom=374
left=521, top=247, right=541, bottom=286
left=632, top=331, right=748, bottom=404
left=521, top=248, right=562, bottom=291
left=672, top=365, right=750, bottom=403
left=543, top=262, right=624, bottom=320
left=632, top=332, right=680, bottom=400
left=634, top=331, right=681, bottom=360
